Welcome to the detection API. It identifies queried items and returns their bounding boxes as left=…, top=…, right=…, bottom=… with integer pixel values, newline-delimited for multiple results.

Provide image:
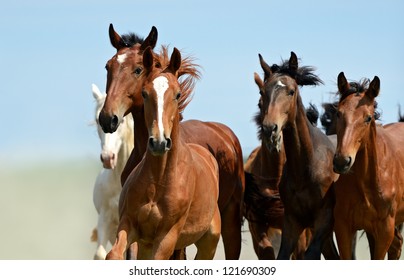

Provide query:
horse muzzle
left=99, top=111, right=120, bottom=133
left=333, top=154, right=352, bottom=174
left=148, top=137, right=172, bottom=155
left=262, top=124, right=282, bottom=152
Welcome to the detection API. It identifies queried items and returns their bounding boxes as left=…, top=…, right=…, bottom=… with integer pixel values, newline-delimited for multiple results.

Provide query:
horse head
left=333, top=72, right=380, bottom=174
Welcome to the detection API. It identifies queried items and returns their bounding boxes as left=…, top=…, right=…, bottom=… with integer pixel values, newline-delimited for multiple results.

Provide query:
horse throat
left=283, top=96, right=314, bottom=177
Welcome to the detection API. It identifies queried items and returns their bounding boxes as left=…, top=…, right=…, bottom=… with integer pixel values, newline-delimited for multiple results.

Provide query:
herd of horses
left=90, top=24, right=404, bottom=260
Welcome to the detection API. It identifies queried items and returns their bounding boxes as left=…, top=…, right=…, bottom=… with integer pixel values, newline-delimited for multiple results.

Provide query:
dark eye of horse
left=141, top=90, right=147, bottom=99
left=133, top=67, right=143, bottom=76
left=105, top=64, right=109, bottom=71
left=288, top=89, right=295, bottom=96
left=175, top=92, right=181, bottom=100
left=365, top=115, right=372, bottom=123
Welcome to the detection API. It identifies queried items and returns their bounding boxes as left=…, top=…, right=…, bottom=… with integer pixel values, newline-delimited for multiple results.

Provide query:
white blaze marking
left=153, top=76, right=169, bottom=141
left=117, top=53, right=127, bottom=64
left=276, top=80, right=286, bottom=87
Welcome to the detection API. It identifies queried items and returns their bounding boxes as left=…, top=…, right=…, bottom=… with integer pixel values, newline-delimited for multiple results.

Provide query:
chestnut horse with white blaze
left=106, top=47, right=220, bottom=259
left=98, top=24, right=244, bottom=259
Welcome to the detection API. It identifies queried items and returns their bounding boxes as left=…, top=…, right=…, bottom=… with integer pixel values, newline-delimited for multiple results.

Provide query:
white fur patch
left=276, top=80, right=286, bottom=87
left=153, top=76, right=169, bottom=141
left=117, top=53, right=127, bottom=65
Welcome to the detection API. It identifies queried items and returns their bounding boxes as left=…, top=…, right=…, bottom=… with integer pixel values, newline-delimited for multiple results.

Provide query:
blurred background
left=0, top=0, right=403, bottom=259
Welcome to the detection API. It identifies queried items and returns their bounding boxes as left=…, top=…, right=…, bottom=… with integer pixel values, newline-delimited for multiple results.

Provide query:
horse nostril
left=148, top=137, right=155, bottom=149
left=346, top=156, right=352, bottom=166
left=165, top=138, right=172, bottom=150
left=270, top=124, right=278, bottom=132
left=111, top=115, right=119, bottom=131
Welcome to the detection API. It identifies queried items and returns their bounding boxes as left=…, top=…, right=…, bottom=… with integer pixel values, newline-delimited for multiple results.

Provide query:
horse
left=256, top=51, right=339, bottom=259
left=90, top=84, right=134, bottom=259
left=106, top=47, right=221, bottom=260
left=321, top=98, right=404, bottom=260
left=332, top=72, right=404, bottom=259
left=98, top=24, right=244, bottom=259
left=243, top=64, right=320, bottom=259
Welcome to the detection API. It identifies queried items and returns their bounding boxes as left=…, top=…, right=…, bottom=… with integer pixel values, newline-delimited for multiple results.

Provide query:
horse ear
left=91, top=84, right=104, bottom=101
left=166, top=47, right=181, bottom=76
left=337, top=72, right=349, bottom=95
left=258, top=54, right=272, bottom=81
left=109, top=23, right=126, bottom=50
left=143, top=46, right=154, bottom=72
left=289, top=51, right=298, bottom=73
left=254, top=72, right=264, bottom=92
left=140, top=26, right=158, bottom=51
left=367, top=76, right=380, bottom=99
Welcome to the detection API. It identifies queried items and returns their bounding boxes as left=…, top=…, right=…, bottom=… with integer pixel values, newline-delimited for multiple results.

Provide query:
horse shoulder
left=187, top=143, right=219, bottom=193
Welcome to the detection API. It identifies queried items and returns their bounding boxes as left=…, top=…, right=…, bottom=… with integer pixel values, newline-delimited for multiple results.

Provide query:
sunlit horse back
left=106, top=47, right=221, bottom=260
left=333, top=72, right=404, bottom=259
left=91, top=83, right=134, bottom=259
left=256, top=52, right=339, bottom=259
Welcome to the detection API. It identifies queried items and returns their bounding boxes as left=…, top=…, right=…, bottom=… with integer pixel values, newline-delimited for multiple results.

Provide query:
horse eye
left=105, top=64, right=109, bottom=71
left=365, top=115, right=372, bottom=123
left=288, top=89, right=295, bottom=96
left=141, top=90, right=147, bottom=99
left=175, top=92, right=181, bottom=100
left=134, top=67, right=143, bottom=76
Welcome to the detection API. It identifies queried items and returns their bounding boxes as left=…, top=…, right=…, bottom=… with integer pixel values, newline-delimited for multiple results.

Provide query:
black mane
left=121, top=32, right=144, bottom=47
left=270, top=59, right=323, bottom=86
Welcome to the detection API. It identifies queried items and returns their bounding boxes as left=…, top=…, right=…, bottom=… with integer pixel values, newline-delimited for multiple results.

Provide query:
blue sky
left=1, top=0, right=403, bottom=165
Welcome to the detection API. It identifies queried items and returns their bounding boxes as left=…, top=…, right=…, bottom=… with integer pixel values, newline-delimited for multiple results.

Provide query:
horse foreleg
left=106, top=229, right=129, bottom=260
left=220, top=196, right=242, bottom=259
left=292, top=229, right=312, bottom=260
left=372, top=219, right=395, bottom=260
left=334, top=216, right=355, bottom=259
left=106, top=217, right=131, bottom=260
left=277, top=215, right=303, bottom=260
left=388, top=227, right=403, bottom=260
left=194, top=207, right=221, bottom=260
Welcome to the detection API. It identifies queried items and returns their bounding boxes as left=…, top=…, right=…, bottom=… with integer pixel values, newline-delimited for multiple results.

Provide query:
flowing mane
left=156, top=46, right=201, bottom=118
left=270, top=58, right=323, bottom=86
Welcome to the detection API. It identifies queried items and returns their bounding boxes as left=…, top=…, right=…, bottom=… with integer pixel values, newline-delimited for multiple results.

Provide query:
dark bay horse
left=333, top=72, right=404, bottom=259
left=98, top=24, right=244, bottom=259
left=243, top=67, right=319, bottom=259
left=256, top=52, right=339, bottom=259
left=106, top=47, right=221, bottom=259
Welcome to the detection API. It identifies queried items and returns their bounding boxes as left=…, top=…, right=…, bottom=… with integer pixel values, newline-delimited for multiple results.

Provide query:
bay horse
left=243, top=66, right=319, bottom=259
left=90, top=84, right=134, bottom=259
left=106, top=47, right=221, bottom=260
left=321, top=99, right=403, bottom=260
left=333, top=72, right=404, bottom=259
left=98, top=24, right=244, bottom=259
left=257, top=52, right=339, bottom=259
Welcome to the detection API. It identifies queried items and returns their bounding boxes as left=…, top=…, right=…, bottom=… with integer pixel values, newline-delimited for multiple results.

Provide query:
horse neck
left=283, top=94, right=314, bottom=176
left=350, top=122, right=379, bottom=188
left=115, top=124, right=135, bottom=176
left=260, top=142, right=285, bottom=185
left=143, top=113, right=182, bottom=182
left=130, top=106, right=149, bottom=167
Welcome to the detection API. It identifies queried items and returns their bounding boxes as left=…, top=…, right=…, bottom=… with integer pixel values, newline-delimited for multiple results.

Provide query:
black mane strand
left=121, top=32, right=144, bottom=47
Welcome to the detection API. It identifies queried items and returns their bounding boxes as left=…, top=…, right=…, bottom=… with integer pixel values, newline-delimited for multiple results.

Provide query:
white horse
left=90, top=84, right=134, bottom=260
